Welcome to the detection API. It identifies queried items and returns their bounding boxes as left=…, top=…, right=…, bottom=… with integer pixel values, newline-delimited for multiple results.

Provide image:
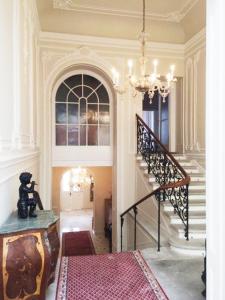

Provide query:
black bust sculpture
left=17, top=172, right=42, bottom=219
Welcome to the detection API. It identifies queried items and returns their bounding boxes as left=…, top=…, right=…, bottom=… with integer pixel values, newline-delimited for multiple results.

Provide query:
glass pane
left=64, top=75, right=82, bottom=89
left=68, top=104, right=78, bottom=124
left=80, top=98, right=87, bottom=124
left=56, top=103, right=67, bottom=124
left=88, top=104, right=98, bottom=124
left=56, top=125, right=67, bottom=145
left=68, top=125, right=79, bottom=145
left=56, top=83, right=69, bottom=102
left=87, top=92, right=98, bottom=103
left=99, top=105, right=110, bottom=124
left=96, top=85, right=109, bottom=103
left=83, top=86, right=92, bottom=98
left=99, top=125, right=110, bottom=145
left=88, top=125, right=98, bottom=145
left=68, top=91, right=79, bottom=103
left=83, top=75, right=101, bottom=90
left=80, top=125, right=86, bottom=145
left=74, top=86, right=82, bottom=98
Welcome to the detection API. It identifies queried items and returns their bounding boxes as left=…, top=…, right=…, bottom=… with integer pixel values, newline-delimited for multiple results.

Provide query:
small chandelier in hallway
left=112, top=0, right=177, bottom=102
left=63, top=168, right=93, bottom=194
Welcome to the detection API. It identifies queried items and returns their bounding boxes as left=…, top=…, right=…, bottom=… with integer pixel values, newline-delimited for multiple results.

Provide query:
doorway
left=142, top=92, right=169, bottom=149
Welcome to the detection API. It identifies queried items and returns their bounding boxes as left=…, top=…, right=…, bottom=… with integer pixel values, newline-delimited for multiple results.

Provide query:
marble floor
left=46, top=210, right=205, bottom=300
left=141, top=248, right=205, bottom=300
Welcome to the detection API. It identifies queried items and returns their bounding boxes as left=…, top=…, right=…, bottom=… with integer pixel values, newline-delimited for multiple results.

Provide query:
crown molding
left=53, top=0, right=199, bottom=23
left=40, top=31, right=184, bottom=58
left=185, top=28, right=206, bottom=56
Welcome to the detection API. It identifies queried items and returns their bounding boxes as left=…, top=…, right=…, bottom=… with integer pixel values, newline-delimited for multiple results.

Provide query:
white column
left=0, top=0, right=14, bottom=150
left=206, top=0, right=225, bottom=299
left=12, top=0, right=22, bottom=149
left=169, top=81, right=177, bottom=152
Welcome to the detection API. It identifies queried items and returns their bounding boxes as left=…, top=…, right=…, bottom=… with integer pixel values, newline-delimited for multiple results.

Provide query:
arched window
left=55, top=74, right=110, bottom=146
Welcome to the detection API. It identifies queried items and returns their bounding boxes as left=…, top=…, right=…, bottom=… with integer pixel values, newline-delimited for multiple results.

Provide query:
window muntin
left=55, top=74, right=110, bottom=146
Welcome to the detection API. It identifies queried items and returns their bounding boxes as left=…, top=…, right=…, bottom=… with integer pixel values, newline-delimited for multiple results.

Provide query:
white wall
left=184, top=29, right=206, bottom=156
left=60, top=190, right=93, bottom=211
left=0, top=0, right=40, bottom=224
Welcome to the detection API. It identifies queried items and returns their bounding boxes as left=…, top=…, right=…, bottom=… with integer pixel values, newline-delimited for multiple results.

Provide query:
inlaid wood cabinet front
left=0, top=211, right=59, bottom=300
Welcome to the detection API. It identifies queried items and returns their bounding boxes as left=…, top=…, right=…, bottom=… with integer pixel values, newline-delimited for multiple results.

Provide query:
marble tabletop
left=0, top=210, right=59, bottom=234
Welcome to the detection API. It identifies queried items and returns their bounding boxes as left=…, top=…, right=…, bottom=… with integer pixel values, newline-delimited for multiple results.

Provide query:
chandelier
left=63, top=168, right=93, bottom=194
left=112, top=0, right=176, bottom=102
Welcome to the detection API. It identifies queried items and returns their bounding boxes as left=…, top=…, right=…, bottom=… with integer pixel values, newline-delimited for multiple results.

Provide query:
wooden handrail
left=120, top=177, right=189, bottom=219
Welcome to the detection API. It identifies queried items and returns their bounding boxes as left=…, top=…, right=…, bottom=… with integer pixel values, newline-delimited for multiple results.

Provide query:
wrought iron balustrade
left=120, top=114, right=190, bottom=252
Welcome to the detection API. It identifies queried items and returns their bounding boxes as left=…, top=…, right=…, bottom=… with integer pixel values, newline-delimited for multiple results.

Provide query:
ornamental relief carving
left=41, top=46, right=105, bottom=79
left=2, top=233, right=44, bottom=299
left=53, top=0, right=72, bottom=10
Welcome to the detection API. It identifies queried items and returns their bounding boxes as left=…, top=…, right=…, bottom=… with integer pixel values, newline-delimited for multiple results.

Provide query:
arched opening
left=50, top=65, right=115, bottom=253
left=60, top=167, right=94, bottom=211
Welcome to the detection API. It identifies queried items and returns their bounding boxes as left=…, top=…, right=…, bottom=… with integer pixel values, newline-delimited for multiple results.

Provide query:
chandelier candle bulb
left=153, top=59, right=158, bottom=74
left=128, top=59, right=133, bottom=76
left=111, top=68, right=119, bottom=86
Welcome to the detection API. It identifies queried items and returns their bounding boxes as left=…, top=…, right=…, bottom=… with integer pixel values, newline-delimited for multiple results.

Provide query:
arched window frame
left=53, top=70, right=112, bottom=147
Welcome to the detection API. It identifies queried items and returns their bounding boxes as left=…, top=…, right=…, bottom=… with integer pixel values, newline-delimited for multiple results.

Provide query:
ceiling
left=36, top=0, right=205, bottom=43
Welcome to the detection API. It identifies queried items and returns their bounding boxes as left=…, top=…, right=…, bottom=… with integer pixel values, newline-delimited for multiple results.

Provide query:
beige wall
left=181, top=0, right=206, bottom=42
left=52, top=167, right=112, bottom=233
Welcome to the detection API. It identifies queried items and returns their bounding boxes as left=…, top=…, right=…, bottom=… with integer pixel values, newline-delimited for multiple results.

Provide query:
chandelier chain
left=142, top=0, right=145, bottom=33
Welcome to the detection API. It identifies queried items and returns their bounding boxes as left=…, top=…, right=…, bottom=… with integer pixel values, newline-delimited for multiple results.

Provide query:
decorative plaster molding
left=185, top=28, right=206, bottom=57
left=39, top=31, right=185, bottom=59
left=53, top=0, right=72, bottom=10
left=185, top=58, right=194, bottom=151
left=53, top=0, right=199, bottom=23
left=193, top=50, right=202, bottom=151
left=0, top=150, right=39, bottom=185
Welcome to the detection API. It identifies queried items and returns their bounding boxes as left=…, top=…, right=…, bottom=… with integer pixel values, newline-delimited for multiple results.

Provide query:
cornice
left=53, top=0, right=199, bottom=23
left=39, top=31, right=185, bottom=57
left=0, top=150, right=39, bottom=169
left=185, top=28, right=206, bottom=56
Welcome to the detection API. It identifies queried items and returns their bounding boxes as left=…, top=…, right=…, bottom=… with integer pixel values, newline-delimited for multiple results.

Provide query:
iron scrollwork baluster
left=120, top=216, right=124, bottom=252
left=136, top=115, right=189, bottom=243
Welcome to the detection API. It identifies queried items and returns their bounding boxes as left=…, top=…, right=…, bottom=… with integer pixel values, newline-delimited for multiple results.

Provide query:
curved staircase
left=120, top=114, right=205, bottom=256
left=137, top=153, right=205, bottom=254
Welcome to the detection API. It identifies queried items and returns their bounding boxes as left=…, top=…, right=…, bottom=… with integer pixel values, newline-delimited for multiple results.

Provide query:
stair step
left=169, top=237, right=205, bottom=253
left=174, top=225, right=206, bottom=239
left=163, top=203, right=205, bottom=212
left=189, top=175, right=205, bottom=182
left=179, top=161, right=194, bottom=167
left=187, top=168, right=202, bottom=174
left=173, top=155, right=188, bottom=161
left=189, top=182, right=205, bottom=189
left=170, top=215, right=206, bottom=225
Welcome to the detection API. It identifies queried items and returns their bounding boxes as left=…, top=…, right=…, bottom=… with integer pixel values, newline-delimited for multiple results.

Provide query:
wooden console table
left=0, top=210, right=60, bottom=300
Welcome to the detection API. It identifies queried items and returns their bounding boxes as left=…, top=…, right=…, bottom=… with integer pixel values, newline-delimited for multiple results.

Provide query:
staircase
left=120, top=114, right=205, bottom=256
left=137, top=153, right=206, bottom=254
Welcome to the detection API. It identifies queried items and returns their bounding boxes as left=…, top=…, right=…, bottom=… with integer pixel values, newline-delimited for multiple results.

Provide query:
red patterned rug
left=56, top=250, right=169, bottom=300
left=62, top=231, right=95, bottom=256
